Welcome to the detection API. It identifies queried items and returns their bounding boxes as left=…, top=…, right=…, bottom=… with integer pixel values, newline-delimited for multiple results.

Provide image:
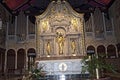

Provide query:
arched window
left=27, top=48, right=36, bottom=70
left=17, top=48, right=26, bottom=69
left=107, top=45, right=116, bottom=58
left=97, top=45, right=106, bottom=58
left=87, top=45, right=95, bottom=55
left=7, top=49, right=16, bottom=73
left=27, top=48, right=36, bottom=57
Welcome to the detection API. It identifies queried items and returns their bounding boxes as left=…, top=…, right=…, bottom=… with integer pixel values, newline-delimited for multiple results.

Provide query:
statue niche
left=71, top=40, right=76, bottom=54
left=46, top=41, right=51, bottom=55
left=56, top=31, right=65, bottom=55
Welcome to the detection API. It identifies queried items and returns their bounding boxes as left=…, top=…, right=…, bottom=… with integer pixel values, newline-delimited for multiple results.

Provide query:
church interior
left=0, top=0, right=120, bottom=80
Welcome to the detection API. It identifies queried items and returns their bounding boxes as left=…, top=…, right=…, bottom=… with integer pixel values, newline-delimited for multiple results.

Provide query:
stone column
left=83, top=18, right=87, bottom=56
left=26, top=15, right=29, bottom=40
left=25, top=49, right=28, bottom=70
left=95, top=47, right=97, bottom=56
left=15, top=16, right=17, bottom=42
left=4, top=50, right=7, bottom=73
left=111, top=18, right=115, bottom=37
left=35, top=21, right=38, bottom=58
left=15, top=50, right=17, bottom=69
left=4, top=22, right=9, bottom=73
left=91, top=13, right=95, bottom=38
left=115, top=46, right=119, bottom=58
left=105, top=46, right=108, bottom=58
left=102, top=12, right=107, bottom=38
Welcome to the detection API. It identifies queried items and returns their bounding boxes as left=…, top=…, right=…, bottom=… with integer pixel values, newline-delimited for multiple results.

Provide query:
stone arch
left=27, top=48, right=36, bottom=56
left=87, top=45, right=95, bottom=55
left=97, top=45, right=106, bottom=58
left=7, top=49, right=16, bottom=73
left=55, top=27, right=66, bottom=36
left=27, top=48, right=36, bottom=70
left=0, top=48, right=5, bottom=73
left=107, top=45, right=116, bottom=58
left=17, top=48, right=26, bottom=70
left=55, top=27, right=66, bottom=32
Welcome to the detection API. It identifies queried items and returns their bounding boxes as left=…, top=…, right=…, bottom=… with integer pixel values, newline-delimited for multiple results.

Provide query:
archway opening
left=107, top=45, right=116, bottom=58
left=87, top=45, right=95, bottom=55
left=27, top=48, right=36, bottom=70
left=17, top=48, right=26, bottom=70
left=7, top=49, right=15, bottom=74
left=0, top=48, right=5, bottom=73
left=97, top=45, right=106, bottom=58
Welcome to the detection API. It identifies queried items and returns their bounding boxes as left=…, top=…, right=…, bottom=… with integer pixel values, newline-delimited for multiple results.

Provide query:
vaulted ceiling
left=1, top=0, right=115, bottom=14
left=0, top=0, right=115, bottom=23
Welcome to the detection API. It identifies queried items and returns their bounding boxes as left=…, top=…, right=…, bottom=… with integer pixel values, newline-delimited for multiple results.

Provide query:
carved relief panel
left=36, top=0, right=85, bottom=57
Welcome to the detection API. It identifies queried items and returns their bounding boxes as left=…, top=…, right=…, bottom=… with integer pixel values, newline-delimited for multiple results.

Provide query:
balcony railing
left=7, top=34, right=35, bottom=43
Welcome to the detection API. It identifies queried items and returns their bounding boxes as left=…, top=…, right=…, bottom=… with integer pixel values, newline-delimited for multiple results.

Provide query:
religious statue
left=46, top=42, right=51, bottom=55
left=42, top=20, right=48, bottom=32
left=71, top=40, right=76, bottom=54
left=56, top=32, right=64, bottom=54
left=71, top=18, right=78, bottom=31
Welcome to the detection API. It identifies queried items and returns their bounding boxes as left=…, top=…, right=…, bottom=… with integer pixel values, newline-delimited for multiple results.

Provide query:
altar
left=36, top=59, right=89, bottom=80
left=35, top=0, right=86, bottom=78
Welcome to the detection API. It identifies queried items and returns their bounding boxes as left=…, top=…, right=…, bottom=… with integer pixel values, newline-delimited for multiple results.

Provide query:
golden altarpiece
left=35, top=0, right=86, bottom=75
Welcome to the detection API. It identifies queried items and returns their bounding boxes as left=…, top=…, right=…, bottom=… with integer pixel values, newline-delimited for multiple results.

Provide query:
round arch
left=7, top=49, right=16, bottom=72
left=87, top=45, right=95, bottom=55
left=0, top=48, right=5, bottom=73
left=27, top=48, right=36, bottom=57
left=97, top=45, right=106, bottom=58
left=27, top=48, right=36, bottom=70
left=17, top=48, right=26, bottom=70
left=107, top=45, right=116, bottom=58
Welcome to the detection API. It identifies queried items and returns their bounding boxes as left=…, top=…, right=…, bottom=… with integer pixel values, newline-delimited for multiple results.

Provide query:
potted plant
left=29, top=64, right=47, bottom=80
left=81, top=54, right=117, bottom=80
